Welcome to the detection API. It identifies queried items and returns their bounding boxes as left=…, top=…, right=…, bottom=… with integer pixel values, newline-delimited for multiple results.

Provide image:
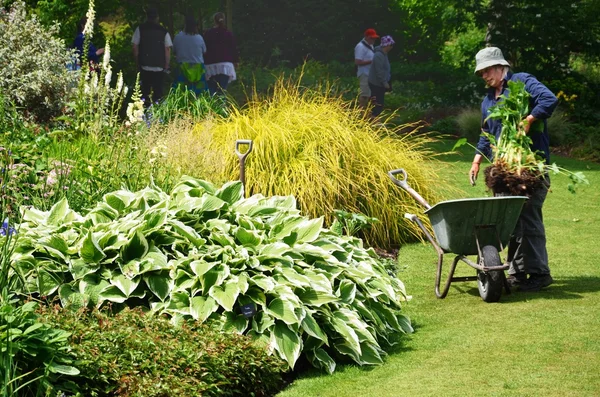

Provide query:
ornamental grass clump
left=10, top=177, right=412, bottom=373
left=482, top=80, right=588, bottom=195
left=165, top=76, right=442, bottom=247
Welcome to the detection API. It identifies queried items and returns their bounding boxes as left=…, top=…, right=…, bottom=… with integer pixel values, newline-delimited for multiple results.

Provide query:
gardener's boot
left=519, top=274, right=553, bottom=292
left=506, top=273, right=527, bottom=289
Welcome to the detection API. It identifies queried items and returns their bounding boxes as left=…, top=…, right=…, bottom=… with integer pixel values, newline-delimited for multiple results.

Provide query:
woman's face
left=479, top=65, right=505, bottom=88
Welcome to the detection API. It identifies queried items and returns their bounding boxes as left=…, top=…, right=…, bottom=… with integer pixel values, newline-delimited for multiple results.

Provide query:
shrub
left=165, top=77, right=444, bottom=248
left=567, top=124, right=600, bottom=162
left=12, top=177, right=413, bottom=373
left=39, top=306, right=286, bottom=396
left=0, top=1, right=76, bottom=121
left=0, top=91, right=26, bottom=136
left=430, top=117, right=459, bottom=136
left=455, top=107, right=482, bottom=143
left=547, top=108, right=574, bottom=147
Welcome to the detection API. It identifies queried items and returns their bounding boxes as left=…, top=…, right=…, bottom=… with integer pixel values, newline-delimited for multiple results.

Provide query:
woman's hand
left=469, top=162, right=480, bottom=186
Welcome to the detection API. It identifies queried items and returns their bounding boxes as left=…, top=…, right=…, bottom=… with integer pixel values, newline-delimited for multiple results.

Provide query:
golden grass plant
left=153, top=78, right=446, bottom=247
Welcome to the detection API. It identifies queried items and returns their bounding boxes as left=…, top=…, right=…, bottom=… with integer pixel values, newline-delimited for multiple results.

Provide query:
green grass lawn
left=278, top=140, right=600, bottom=397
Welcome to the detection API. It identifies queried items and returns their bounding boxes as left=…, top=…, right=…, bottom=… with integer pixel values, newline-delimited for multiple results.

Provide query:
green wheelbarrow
left=388, top=169, right=527, bottom=302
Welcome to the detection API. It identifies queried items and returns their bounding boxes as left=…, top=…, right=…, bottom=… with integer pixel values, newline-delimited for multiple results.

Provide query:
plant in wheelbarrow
left=456, top=80, right=589, bottom=195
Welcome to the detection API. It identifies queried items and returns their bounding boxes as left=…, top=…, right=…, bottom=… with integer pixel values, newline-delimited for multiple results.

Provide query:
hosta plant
left=9, top=176, right=412, bottom=373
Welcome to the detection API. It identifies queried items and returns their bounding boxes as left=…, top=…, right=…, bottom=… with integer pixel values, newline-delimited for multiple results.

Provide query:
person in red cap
left=354, top=28, right=379, bottom=108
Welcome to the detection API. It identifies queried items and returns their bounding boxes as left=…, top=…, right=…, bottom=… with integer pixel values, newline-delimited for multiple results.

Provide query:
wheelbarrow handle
left=388, top=168, right=432, bottom=210
left=235, top=140, right=253, bottom=160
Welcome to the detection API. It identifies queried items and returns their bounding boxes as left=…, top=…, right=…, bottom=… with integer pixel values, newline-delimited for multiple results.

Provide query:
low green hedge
left=39, top=306, right=286, bottom=397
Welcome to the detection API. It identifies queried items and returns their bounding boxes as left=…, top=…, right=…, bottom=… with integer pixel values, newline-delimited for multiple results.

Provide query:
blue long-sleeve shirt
left=73, top=32, right=99, bottom=64
left=476, top=71, right=558, bottom=163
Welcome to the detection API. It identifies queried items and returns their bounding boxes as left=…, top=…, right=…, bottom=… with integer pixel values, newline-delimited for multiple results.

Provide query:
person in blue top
left=470, top=47, right=558, bottom=292
left=73, top=17, right=104, bottom=68
left=172, top=16, right=208, bottom=94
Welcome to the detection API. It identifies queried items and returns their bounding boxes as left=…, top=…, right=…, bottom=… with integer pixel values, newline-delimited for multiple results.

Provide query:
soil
left=483, top=163, right=544, bottom=196
left=374, top=247, right=399, bottom=260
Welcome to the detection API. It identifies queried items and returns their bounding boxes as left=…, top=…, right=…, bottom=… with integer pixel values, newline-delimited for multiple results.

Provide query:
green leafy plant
left=1, top=209, right=78, bottom=396
left=39, top=306, right=286, bottom=396
left=454, top=80, right=589, bottom=195
left=11, top=176, right=412, bottom=373
left=330, top=210, right=379, bottom=237
left=0, top=299, right=80, bottom=397
left=146, top=85, right=230, bottom=125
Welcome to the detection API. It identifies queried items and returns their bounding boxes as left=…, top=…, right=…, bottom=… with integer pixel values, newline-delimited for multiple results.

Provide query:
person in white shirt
left=132, top=7, right=172, bottom=104
left=354, top=28, right=379, bottom=108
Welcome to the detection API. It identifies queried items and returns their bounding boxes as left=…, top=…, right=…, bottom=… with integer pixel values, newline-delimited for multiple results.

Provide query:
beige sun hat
left=474, top=47, right=510, bottom=73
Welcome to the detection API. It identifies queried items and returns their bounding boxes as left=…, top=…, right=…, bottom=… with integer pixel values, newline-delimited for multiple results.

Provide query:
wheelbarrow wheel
left=477, top=245, right=503, bottom=303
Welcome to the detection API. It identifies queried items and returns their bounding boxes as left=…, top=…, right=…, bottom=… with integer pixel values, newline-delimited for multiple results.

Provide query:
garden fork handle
left=235, top=140, right=253, bottom=188
left=388, top=169, right=432, bottom=210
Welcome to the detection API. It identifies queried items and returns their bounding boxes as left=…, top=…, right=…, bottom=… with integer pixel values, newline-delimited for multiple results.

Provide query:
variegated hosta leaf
left=216, top=180, right=244, bottom=204
left=306, top=347, right=336, bottom=374
left=189, top=296, right=218, bottom=322
left=80, top=230, right=106, bottom=264
left=273, top=321, right=302, bottom=369
left=266, top=297, right=300, bottom=325
left=208, top=279, right=241, bottom=312
left=145, top=271, right=173, bottom=302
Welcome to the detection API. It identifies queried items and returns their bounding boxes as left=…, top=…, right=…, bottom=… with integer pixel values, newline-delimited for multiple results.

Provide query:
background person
left=173, top=15, right=208, bottom=94
left=132, top=7, right=172, bottom=104
left=354, top=28, right=378, bottom=108
left=368, top=35, right=394, bottom=118
left=470, top=46, right=558, bottom=292
left=203, top=12, right=238, bottom=95
left=72, top=17, right=104, bottom=68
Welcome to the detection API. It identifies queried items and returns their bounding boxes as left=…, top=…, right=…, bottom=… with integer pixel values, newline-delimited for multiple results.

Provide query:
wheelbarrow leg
left=406, top=213, right=455, bottom=299
left=434, top=253, right=461, bottom=299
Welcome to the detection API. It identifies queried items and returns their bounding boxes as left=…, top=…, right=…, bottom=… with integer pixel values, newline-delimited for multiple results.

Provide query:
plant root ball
left=484, top=163, right=544, bottom=196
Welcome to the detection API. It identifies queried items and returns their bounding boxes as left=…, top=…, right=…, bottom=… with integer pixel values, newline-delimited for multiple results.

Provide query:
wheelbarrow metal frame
left=389, top=169, right=527, bottom=300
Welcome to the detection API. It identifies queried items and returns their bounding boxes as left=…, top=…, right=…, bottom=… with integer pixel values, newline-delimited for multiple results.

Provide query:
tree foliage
left=480, top=0, right=600, bottom=78
left=232, top=0, right=406, bottom=65
left=7, top=0, right=600, bottom=83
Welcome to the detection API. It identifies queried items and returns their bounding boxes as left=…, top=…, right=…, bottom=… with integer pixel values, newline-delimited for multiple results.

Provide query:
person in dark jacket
left=203, top=12, right=238, bottom=95
left=132, top=7, right=172, bottom=104
left=367, top=35, right=394, bottom=117
left=470, top=47, right=558, bottom=292
left=72, top=17, right=104, bottom=68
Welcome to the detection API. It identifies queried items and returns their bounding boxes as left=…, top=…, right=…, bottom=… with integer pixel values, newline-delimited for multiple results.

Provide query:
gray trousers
left=506, top=181, right=551, bottom=276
